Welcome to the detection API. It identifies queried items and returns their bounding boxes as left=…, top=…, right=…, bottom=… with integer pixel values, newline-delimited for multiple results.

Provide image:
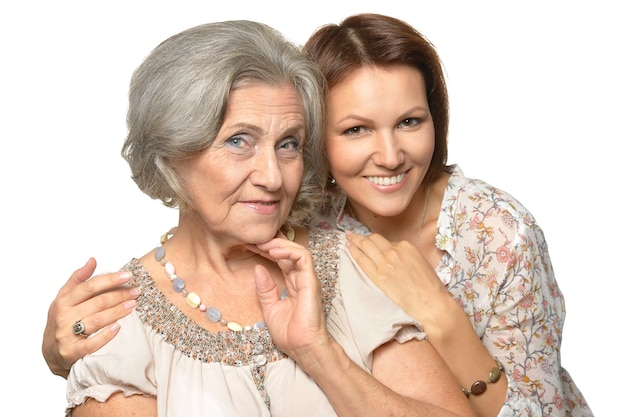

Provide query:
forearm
left=298, top=337, right=474, bottom=417
left=419, top=298, right=506, bottom=417
left=430, top=311, right=506, bottom=416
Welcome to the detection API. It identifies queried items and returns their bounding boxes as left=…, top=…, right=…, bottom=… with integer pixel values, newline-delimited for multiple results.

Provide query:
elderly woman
left=62, top=20, right=473, bottom=417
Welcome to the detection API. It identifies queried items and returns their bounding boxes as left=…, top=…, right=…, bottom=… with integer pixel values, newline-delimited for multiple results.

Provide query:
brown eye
left=398, top=118, right=421, bottom=128
left=343, top=126, right=367, bottom=136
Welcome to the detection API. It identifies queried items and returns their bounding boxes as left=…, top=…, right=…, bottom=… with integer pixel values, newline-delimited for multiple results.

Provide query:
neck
left=151, top=226, right=272, bottom=333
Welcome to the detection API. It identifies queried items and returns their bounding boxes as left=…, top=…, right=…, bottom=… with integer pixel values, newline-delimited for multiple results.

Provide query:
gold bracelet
left=461, top=359, right=505, bottom=397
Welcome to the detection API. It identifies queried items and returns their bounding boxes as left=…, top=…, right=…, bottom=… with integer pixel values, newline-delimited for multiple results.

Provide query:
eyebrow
left=227, top=122, right=263, bottom=134
left=335, top=105, right=430, bottom=124
left=226, top=122, right=306, bottom=137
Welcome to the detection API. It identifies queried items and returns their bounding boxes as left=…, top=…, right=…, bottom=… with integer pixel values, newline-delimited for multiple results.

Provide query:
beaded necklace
left=155, top=227, right=291, bottom=332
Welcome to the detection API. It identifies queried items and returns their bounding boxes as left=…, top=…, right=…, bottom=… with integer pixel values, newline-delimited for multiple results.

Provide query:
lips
left=240, top=200, right=279, bottom=215
left=366, top=172, right=406, bottom=186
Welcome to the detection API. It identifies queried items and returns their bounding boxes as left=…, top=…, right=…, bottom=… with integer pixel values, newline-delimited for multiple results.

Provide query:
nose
left=372, top=131, right=404, bottom=168
left=250, top=147, right=283, bottom=191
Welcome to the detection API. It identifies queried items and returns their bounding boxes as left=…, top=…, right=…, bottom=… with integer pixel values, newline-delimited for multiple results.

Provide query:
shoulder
left=307, top=226, right=344, bottom=260
left=305, top=226, right=343, bottom=316
left=438, top=165, right=551, bottom=263
left=443, top=165, right=538, bottom=229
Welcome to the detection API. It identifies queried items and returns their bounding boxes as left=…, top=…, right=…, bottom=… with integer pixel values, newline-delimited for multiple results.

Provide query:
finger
left=60, top=321, right=123, bottom=368
left=254, top=242, right=318, bottom=292
left=76, top=290, right=138, bottom=335
left=54, top=272, right=137, bottom=336
left=254, top=264, right=281, bottom=308
left=345, top=234, right=385, bottom=274
left=247, top=235, right=299, bottom=262
left=73, top=257, right=98, bottom=284
left=43, top=286, right=137, bottom=377
left=79, top=283, right=139, bottom=317
left=253, top=238, right=307, bottom=268
left=56, top=258, right=99, bottom=299
left=268, top=246, right=315, bottom=279
left=346, top=233, right=386, bottom=261
left=356, top=232, right=392, bottom=254
left=255, top=236, right=300, bottom=251
left=68, top=269, right=135, bottom=308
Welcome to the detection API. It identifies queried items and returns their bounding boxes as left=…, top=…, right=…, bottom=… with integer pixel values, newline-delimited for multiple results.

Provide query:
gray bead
left=172, top=277, right=185, bottom=293
left=206, top=306, right=222, bottom=323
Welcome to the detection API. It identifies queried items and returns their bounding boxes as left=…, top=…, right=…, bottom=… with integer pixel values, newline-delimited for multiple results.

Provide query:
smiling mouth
left=366, top=172, right=406, bottom=186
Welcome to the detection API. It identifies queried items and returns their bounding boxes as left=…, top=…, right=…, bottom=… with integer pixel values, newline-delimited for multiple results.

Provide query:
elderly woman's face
left=178, top=82, right=305, bottom=244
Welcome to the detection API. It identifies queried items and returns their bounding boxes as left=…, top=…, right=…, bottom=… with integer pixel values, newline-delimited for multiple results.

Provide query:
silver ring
left=72, top=320, right=88, bottom=337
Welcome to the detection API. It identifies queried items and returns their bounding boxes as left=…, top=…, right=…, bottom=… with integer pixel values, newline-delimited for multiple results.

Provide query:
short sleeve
left=325, top=234, right=427, bottom=371
left=66, top=311, right=157, bottom=412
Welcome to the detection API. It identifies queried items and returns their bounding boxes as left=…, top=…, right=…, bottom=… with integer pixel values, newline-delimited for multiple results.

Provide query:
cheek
left=401, top=127, right=436, bottom=165
left=326, top=140, right=360, bottom=177
left=285, top=162, right=304, bottom=194
left=418, top=134, right=436, bottom=164
left=326, top=138, right=345, bottom=168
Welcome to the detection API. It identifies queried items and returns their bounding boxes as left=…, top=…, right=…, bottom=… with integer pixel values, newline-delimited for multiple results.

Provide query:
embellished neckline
left=154, top=226, right=293, bottom=332
left=156, top=227, right=267, bottom=332
left=118, top=227, right=340, bottom=409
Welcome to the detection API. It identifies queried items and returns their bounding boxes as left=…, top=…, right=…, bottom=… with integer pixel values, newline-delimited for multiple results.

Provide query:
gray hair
left=122, top=20, right=327, bottom=224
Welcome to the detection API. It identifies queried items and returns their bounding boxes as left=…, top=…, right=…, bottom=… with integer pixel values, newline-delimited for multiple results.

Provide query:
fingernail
left=110, top=323, right=121, bottom=333
left=123, top=300, right=137, bottom=310
left=129, top=287, right=141, bottom=297
left=119, top=271, right=132, bottom=280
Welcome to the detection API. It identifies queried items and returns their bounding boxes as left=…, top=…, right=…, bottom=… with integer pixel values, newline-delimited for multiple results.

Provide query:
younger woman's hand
left=42, top=257, right=140, bottom=378
left=345, top=232, right=452, bottom=330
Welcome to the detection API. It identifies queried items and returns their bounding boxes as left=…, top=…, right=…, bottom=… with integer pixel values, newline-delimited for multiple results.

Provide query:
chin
left=244, top=229, right=281, bottom=245
left=366, top=204, right=409, bottom=218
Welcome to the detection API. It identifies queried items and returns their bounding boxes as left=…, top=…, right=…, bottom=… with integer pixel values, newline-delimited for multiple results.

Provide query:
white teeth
left=366, top=173, right=405, bottom=186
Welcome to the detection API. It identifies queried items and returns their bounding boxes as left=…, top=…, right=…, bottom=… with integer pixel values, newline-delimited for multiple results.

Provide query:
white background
left=1, top=1, right=622, bottom=415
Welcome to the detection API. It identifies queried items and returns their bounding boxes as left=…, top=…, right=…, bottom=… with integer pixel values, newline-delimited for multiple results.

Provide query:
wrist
left=420, top=295, right=467, bottom=341
left=296, top=336, right=348, bottom=378
left=461, top=358, right=505, bottom=397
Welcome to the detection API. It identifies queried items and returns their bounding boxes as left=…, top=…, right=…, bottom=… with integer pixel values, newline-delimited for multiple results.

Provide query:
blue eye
left=225, top=136, right=245, bottom=148
left=279, top=138, right=300, bottom=150
left=276, top=138, right=302, bottom=159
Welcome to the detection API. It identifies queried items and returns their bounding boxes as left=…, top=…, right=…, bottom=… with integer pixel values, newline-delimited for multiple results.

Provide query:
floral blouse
left=313, top=165, right=593, bottom=417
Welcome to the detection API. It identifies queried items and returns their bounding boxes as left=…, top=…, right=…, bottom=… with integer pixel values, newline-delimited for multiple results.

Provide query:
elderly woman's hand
left=252, top=237, right=329, bottom=363
left=42, top=258, right=139, bottom=378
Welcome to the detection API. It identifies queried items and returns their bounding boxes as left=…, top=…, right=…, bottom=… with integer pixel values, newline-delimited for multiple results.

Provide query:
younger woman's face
left=325, top=64, right=435, bottom=219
